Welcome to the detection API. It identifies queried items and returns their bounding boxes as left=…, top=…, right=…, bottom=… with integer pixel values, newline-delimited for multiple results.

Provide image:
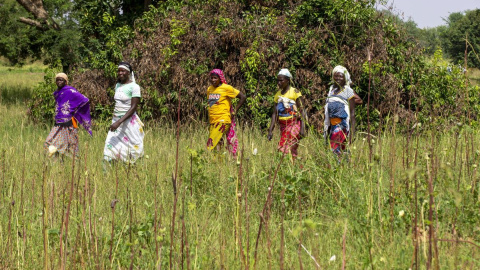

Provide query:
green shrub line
left=24, top=0, right=480, bottom=133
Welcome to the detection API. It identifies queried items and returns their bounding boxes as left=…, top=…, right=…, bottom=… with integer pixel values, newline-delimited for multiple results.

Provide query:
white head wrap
left=278, top=68, right=292, bottom=79
left=332, top=65, right=351, bottom=87
left=118, top=64, right=136, bottom=83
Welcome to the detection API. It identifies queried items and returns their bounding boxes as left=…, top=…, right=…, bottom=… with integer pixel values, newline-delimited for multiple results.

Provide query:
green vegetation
left=441, top=9, right=480, bottom=67
left=2, top=1, right=480, bottom=268
left=0, top=0, right=162, bottom=70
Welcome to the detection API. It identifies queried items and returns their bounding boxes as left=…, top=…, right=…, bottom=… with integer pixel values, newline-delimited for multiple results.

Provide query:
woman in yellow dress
left=206, top=69, right=246, bottom=156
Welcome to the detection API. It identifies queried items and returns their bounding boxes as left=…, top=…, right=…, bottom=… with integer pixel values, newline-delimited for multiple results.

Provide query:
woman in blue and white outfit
left=103, top=62, right=145, bottom=163
left=324, top=65, right=362, bottom=157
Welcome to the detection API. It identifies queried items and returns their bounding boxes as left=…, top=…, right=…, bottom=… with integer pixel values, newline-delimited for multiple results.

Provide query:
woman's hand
left=110, top=97, right=140, bottom=132
left=109, top=121, right=121, bottom=131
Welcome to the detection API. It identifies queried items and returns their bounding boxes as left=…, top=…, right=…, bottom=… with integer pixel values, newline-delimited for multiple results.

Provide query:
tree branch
left=16, top=0, right=60, bottom=30
left=18, top=17, right=46, bottom=30
left=16, top=0, right=48, bottom=20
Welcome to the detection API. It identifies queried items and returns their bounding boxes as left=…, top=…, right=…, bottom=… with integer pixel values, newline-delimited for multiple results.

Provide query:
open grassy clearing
left=469, top=68, right=480, bottom=86
left=0, top=60, right=46, bottom=105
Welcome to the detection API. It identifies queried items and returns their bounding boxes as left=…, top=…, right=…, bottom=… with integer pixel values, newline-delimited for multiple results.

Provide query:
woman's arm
left=352, top=92, right=362, bottom=105
left=267, top=107, right=277, bottom=141
left=348, top=93, right=362, bottom=143
left=349, top=98, right=356, bottom=144
left=232, top=91, right=246, bottom=117
left=296, top=96, right=306, bottom=138
left=109, top=97, right=140, bottom=131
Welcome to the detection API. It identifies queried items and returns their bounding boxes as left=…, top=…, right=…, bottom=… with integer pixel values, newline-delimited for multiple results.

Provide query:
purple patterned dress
left=44, top=85, right=92, bottom=157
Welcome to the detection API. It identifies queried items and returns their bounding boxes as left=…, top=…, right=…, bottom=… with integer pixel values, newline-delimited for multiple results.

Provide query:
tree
left=0, top=0, right=43, bottom=65
left=441, top=9, right=480, bottom=67
left=0, top=0, right=79, bottom=70
left=0, top=0, right=162, bottom=70
left=418, top=26, right=446, bottom=55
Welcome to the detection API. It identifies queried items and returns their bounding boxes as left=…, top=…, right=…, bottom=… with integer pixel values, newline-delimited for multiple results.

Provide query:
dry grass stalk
left=279, top=189, right=285, bottom=270
left=59, top=145, right=78, bottom=270
left=244, top=157, right=251, bottom=270
left=108, top=198, right=119, bottom=262
left=342, top=222, right=347, bottom=270
left=296, top=196, right=303, bottom=270
left=236, top=148, right=246, bottom=267
left=20, top=148, right=25, bottom=215
left=41, top=163, right=48, bottom=270
left=128, top=186, right=135, bottom=270
left=253, top=151, right=286, bottom=269
left=170, top=83, right=182, bottom=269
left=367, top=48, right=373, bottom=163
left=154, top=163, right=160, bottom=266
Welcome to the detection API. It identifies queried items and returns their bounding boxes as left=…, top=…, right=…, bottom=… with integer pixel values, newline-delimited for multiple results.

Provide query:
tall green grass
left=0, top=67, right=479, bottom=269
left=0, top=100, right=479, bottom=269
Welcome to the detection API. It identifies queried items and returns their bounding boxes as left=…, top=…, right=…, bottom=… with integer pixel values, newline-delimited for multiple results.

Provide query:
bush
left=28, top=0, right=479, bottom=132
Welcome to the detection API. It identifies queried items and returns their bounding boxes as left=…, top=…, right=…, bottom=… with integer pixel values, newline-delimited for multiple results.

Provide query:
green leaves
left=441, top=9, right=480, bottom=67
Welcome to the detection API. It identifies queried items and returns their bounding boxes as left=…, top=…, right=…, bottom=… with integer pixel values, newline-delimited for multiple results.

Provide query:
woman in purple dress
left=44, top=73, right=92, bottom=157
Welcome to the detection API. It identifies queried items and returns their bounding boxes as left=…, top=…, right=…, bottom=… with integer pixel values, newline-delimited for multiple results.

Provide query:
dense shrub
left=28, top=0, right=479, bottom=131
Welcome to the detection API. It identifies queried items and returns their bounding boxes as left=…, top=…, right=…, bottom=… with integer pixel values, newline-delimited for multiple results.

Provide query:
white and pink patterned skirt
left=103, top=114, right=144, bottom=163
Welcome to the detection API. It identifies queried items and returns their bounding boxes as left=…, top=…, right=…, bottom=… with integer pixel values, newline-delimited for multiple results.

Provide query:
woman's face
left=118, top=67, right=130, bottom=83
left=277, top=75, right=289, bottom=90
left=55, top=77, right=66, bottom=88
left=333, top=72, right=345, bottom=87
left=210, top=74, right=221, bottom=87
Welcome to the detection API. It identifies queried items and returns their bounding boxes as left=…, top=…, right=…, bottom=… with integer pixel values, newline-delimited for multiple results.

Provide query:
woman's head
left=277, top=68, right=292, bottom=90
left=55, top=73, right=68, bottom=88
left=209, top=69, right=226, bottom=87
left=332, top=65, right=351, bottom=88
left=118, top=62, right=134, bottom=83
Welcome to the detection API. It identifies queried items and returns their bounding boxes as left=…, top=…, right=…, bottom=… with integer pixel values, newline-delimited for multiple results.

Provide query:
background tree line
left=2, top=1, right=478, bottom=69
left=382, top=8, right=480, bottom=67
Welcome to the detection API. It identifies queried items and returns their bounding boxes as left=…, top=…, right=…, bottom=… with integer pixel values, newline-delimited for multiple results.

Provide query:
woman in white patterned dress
left=324, top=65, right=362, bottom=157
left=103, top=62, right=144, bottom=163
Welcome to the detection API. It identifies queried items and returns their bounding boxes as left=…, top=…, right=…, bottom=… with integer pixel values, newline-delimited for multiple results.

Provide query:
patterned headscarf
left=55, top=73, right=69, bottom=85
left=210, top=69, right=227, bottom=84
left=332, top=65, right=352, bottom=87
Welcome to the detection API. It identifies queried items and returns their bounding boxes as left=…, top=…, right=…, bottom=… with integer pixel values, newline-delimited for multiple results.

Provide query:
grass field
left=0, top=60, right=46, bottom=105
left=469, top=68, right=480, bottom=86
left=1, top=69, right=480, bottom=269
